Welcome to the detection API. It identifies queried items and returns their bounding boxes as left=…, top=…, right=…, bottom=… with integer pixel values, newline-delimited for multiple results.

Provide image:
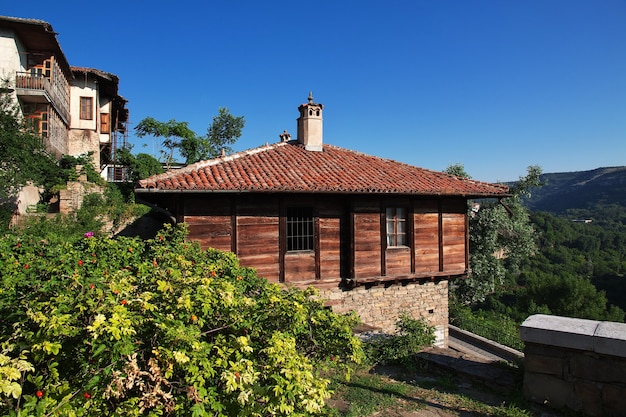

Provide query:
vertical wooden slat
left=314, top=214, right=321, bottom=280
left=349, top=209, right=355, bottom=279
left=409, top=200, right=415, bottom=274
left=231, top=197, right=237, bottom=254
left=465, top=208, right=470, bottom=271
left=279, top=200, right=286, bottom=283
left=380, top=203, right=387, bottom=276
left=438, top=199, right=444, bottom=272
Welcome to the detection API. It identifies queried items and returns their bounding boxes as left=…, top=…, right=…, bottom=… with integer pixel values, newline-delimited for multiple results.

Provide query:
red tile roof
left=136, top=141, right=509, bottom=197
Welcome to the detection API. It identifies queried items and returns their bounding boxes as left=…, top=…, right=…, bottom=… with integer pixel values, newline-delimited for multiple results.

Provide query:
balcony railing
left=15, top=72, right=70, bottom=124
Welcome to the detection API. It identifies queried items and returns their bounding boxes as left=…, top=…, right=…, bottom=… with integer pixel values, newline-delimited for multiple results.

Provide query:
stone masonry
left=319, top=280, right=449, bottom=347
left=520, top=314, right=626, bottom=417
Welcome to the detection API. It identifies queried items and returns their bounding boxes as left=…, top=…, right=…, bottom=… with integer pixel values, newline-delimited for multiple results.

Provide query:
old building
left=136, top=94, right=509, bottom=345
left=69, top=67, right=129, bottom=181
left=0, top=15, right=72, bottom=157
left=0, top=15, right=128, bottom=180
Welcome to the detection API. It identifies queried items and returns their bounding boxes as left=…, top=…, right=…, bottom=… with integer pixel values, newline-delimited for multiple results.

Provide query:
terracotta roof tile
left=136, top=141, right=509, bottom=197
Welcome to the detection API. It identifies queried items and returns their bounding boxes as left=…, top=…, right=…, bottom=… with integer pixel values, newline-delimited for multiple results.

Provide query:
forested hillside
left=525, top=166, right=626, bottom=229
left=453, top=167, right=626, bottom=348
left=519, top=167, right=626, bottom=315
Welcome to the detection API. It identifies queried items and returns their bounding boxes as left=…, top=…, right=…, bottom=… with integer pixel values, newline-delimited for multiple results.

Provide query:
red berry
left=83, top=392, right=91, bottom=399
left=89, top=283, right=95, bottom=289
left=23, top=264, right=29, bottom=269
left=36, top=390, right=43, bottom=398
left=78, top=260, right=83, bottom=266
left=121, top=299, right=127, bottom=305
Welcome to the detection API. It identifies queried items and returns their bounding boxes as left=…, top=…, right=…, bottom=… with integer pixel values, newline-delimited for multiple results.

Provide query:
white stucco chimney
left=297, top=92, right=323, bottom=151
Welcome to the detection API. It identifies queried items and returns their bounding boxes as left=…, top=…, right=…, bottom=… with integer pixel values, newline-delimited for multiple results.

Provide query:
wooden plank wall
left=413, top=200, right=440, bottom=274
left=236, top=197, right=280, bottom=282
left=352, top=200, right=381, bottom=278
left=319, top=210, right=342, bottom=279
left=385, top=247, right=411, bottom=276
left=441, top=200, right=468, bottom=272
left=184, top=195, right=232, bottom=252
left=182, top=194, right=468, bottom=283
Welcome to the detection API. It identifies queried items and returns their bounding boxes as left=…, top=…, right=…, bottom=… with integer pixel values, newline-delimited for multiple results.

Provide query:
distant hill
left=523, top=166, right=626, bottom=218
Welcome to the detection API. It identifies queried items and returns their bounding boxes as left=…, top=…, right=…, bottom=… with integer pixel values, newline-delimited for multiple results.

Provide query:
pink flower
left=84, top=232, right=94, bottom=238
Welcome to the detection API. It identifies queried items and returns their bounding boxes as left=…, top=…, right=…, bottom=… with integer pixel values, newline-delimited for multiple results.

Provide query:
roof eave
left=134, top=188, right=511, bottom=198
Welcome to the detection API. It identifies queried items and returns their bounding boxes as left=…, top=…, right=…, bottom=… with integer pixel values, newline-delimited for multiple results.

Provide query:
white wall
left=69, top=76, right=97, bottom=130
left=0, top=29, right=25, bottom=80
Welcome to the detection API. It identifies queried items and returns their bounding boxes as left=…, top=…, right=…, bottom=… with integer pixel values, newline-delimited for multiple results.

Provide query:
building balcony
left=15, top=72, right=70, bottom=124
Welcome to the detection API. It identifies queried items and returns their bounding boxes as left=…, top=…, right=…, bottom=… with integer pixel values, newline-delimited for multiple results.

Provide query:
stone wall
left=520, top=314, right=626, bottom=416
left=59, top=173, right=104, bottom=214
left=319, top=280, right=449, bottom=347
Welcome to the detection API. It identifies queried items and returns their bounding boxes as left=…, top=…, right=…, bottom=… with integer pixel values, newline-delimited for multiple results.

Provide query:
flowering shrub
left=0, top=224, right=362, bottom=416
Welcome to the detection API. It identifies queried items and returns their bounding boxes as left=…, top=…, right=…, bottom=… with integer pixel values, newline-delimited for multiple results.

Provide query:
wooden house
left=135, top=94, right=509, bottom=345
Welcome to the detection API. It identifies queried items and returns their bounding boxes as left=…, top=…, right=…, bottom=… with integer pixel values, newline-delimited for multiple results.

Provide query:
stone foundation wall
left=319, top=280, right=449, bottom=347
left=59, top=181, right=104, bottom=214
left=520, top=314, right=626, bottom=416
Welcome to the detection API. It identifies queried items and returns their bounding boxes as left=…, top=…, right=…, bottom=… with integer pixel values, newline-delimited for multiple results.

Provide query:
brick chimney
left=297, top=92, right=323, bottom=151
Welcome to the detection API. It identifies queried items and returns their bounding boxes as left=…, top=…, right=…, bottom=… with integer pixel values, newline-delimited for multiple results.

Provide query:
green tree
left=446, top=164, right=542, bottom=304
left=116, top=148, right=164, bottom=182
left=135, top=108, right=245, bottom=165
left=203, top=107, right=245, bottom=160
left=134, top=117, right=197, bottom=167
left=444, top=162, right=470, bottom=178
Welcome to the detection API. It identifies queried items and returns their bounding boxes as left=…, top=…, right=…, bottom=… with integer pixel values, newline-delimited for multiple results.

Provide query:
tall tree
left=134, top=108, right=245, bottom=165
left=204, top=107, right=245, bottom=158
left=134, top=117, right=196, bottom=167
left=445, top=164, right=542, bottom=304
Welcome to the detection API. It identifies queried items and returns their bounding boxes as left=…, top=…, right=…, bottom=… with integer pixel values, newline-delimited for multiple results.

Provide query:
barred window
left=287, top=207, right=314, bottom=251
left=386, top=207, right=407, bottom=247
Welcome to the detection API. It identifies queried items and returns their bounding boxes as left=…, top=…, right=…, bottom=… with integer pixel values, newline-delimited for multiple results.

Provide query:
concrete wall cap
left=520, top=314, right=626, bottom=358
left=594, top=321, right=626, bottom=358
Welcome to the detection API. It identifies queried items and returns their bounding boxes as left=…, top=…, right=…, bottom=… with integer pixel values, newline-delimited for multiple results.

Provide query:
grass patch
left=326, top=364, right=572, bottom=417
left=328, top=372, right=423, bottom=417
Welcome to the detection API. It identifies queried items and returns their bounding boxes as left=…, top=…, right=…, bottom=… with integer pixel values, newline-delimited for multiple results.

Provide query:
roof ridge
left=141, top=141, right=288, bottom=183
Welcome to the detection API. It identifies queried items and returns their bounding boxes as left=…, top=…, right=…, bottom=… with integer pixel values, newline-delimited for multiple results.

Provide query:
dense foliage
left=363, top=315, right=435, bottom=367
left=447, top=164, right=626, bottom=348
left=18, top=183, right=149, bottom=241
left=482, top=211, right=625, bottom=322
left=445, top=164, right=541, bottom=304
left=0, top=224, right=363, bottom=416
left=116, top=149, right=164, bottom=182
left=453, top=209, right=626, bottom=349
left=0, top=81, right=59, bottom=215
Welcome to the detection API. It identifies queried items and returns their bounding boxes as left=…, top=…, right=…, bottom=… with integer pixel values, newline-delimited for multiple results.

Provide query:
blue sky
left=4, top=0, right=625, bottom=182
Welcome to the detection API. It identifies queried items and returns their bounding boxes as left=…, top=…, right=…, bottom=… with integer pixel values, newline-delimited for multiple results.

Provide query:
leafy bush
left=364, top=314, right=435, bottom=366
left=0, top=224, right=362, bottom=416
left=450, top=302, right=524, bottom=351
